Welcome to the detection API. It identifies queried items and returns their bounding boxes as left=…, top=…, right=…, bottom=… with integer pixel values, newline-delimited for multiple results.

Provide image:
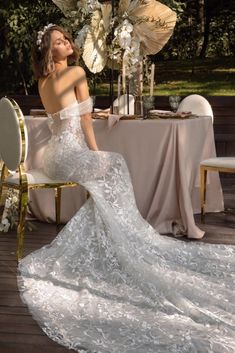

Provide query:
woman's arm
left=74, top=67, right=99, bottom=151
left=80, top=113, right=99, bottom=151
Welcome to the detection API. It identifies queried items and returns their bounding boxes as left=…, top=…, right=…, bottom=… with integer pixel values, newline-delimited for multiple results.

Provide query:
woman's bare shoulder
left=38, top=67, right=85, bottom=88
left=67, top=65, right=86, bottom=78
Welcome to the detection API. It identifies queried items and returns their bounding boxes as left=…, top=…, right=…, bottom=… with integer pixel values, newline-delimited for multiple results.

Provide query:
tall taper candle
left=150, top=63, right=155, bottom=97
left=140, top=60, right=143, bottom=96
left=122, top=59, right=126, bottom=113
left=122, top=60, right=126, bottom=93
left=118, top=74, right=121, bottom=114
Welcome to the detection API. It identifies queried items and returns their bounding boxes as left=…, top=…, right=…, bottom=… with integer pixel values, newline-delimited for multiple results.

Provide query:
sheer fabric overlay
left=18, top=98, right=235, bottom=353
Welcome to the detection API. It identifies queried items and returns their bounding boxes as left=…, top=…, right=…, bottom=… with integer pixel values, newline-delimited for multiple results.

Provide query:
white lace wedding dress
left=18, top=98, right=235, bottom=353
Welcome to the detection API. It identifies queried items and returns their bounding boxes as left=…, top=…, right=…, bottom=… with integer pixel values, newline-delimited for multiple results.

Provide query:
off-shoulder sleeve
left=78, top=97, right=93, bottom=116
left=48, top=97, right=93, bottom=120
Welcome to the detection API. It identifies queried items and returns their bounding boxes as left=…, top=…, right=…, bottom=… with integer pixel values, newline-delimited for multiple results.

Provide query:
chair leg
left=200, top=166, right=207, bottom=222
left=55, top=187, right=61, bottom=226
left=0, top=182, right=3, bottom=206
left=0, top=164, right=8, bottom=204
left=17, top=189, right=28, bottom=261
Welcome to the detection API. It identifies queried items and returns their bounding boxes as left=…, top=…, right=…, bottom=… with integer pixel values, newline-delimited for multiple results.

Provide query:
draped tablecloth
left=25, top=116, right=223, bottom=239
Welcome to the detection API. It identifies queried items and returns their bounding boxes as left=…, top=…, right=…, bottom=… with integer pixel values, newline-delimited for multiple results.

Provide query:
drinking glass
left=91, top=95, right=96, bottom=112
left=169, top=95, right=181, bottom=112
left=143, top=96, right=155, bottom=118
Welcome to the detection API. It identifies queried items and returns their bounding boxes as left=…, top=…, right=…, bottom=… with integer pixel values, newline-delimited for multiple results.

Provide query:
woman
left=18, top=24, right=235, bottom=353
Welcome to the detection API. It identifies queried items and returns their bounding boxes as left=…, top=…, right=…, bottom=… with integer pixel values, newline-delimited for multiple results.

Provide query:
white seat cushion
left=200, top=157, right=235, bottom=169
left=5, top=168, right=67, bottom=185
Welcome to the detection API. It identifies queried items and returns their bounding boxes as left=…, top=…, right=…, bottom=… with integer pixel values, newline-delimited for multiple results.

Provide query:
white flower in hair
left=37, top=23, right=56, bottom=50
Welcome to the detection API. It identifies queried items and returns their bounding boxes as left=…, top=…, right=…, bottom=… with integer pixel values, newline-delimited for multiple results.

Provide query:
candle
left=140, top=60, right=143, bottom=96
left=150, top=63, right=155, bottom=97
left=122, top=60, right=126, bottom=94
left=140, top=60, right=144, bottom=115
left=119, top=94, right=135, bottom=115
left=136, top=61, right=141, bottom=97
left=117, top=74, right=121, bottom=114
left=122, top=59, right=127, bottom=113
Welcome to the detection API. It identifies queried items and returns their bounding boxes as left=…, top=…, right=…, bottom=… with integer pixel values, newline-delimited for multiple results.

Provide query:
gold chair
left=200, top=157, right=235, bottom=220
left=0, top=97, right=80, bottom=261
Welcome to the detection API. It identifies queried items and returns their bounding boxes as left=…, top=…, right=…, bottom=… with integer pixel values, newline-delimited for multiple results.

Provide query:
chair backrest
left=113, top=94, right=135, bottom=115
left=177, top=94, right=213, bottom=122
left=0, top=97, right=28, bottom=171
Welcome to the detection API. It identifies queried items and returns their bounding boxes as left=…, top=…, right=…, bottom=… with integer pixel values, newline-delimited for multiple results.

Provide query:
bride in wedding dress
left=18, top=25, right=235, bottom=353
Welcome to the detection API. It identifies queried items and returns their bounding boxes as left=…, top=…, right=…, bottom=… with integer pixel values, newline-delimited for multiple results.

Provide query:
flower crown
left=36, top=23, right=56, bottom=50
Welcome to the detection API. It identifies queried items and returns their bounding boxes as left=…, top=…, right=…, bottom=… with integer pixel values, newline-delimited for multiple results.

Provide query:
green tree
left=0, top=0, right=62, bottom=94
left=199, top=0, right=235, bottom=58
left=0, top=0, right=234, bottom=94
left=158, top=0, right=235, bottom=60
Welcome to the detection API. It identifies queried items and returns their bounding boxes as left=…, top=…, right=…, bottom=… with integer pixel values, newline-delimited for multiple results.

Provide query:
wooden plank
left=0, top=264, right=17, bottom=272
left=0, top=332, right=63, bottom=345
left=0, top=290, right=26, bottom=307
left=0, top=318, right=39, bottom=329
left=0, top=323, right=41, bottom=333
left=214, top=118, right=235, bottom=125
left=0, top=306, right=30, bottom=315
left=0, top=272, right=17, bottom=279
left=0, top=343, right=73, bottom=353
left=0, top=263, right=17, bottom=271
left=0, top=277, right=18, bottom=291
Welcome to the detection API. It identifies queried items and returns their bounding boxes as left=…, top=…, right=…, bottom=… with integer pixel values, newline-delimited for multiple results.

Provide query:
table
left=25, top=116, right=224, bottom=239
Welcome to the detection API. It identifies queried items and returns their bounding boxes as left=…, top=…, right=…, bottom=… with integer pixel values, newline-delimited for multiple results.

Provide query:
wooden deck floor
left=0, top=182, right=234, bottom=353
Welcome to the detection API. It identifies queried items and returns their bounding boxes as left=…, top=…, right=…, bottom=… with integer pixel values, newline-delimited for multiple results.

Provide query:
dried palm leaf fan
left=120, top=0, right=176, bottom=102
left=119, top=0, right=177, bottom=55
left=82, top=4, right=112, bottom=73
left=52, top=0, right=176, bottom=71
left=53, top=0, right=112, bottom=73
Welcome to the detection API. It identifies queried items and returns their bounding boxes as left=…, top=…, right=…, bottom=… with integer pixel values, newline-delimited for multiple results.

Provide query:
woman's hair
left=32, top=25, right=80, bottom=79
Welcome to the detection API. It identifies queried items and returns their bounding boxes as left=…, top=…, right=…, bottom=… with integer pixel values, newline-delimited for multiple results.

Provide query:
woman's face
left=50, top=30, right=73, bottom=61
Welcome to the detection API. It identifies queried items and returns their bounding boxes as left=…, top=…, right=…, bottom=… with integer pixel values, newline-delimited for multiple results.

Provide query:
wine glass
left=169, top=95, right=181, bottom=112
left=91, top=95, right=96, bottom=112
left=143, top=96, right=155, bottom=118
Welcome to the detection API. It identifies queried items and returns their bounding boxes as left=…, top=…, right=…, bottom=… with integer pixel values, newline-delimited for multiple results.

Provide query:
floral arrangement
left=0, top=189, right=19, bottom=232
left=0, top=187, right=36, bottom=233
left=53, top=0, right=176, bottom=77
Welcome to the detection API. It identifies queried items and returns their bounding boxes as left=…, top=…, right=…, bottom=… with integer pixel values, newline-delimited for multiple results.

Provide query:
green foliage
left=160, top=0, right=185, bottom=13
left=0, top=0, right=234, bottom=95
left=157, top=0, right=235, bottom=61
left=154, top=57, right=235, bottom=96
left=208, top=9, right=235, bottom=57
left=97, top=58, right=235, bottom=96
left=0, top=0, right=62, bottom=94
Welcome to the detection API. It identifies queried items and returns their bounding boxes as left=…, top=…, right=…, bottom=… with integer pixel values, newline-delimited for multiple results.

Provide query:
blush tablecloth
left=25, top=116, right=224, bottom=239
